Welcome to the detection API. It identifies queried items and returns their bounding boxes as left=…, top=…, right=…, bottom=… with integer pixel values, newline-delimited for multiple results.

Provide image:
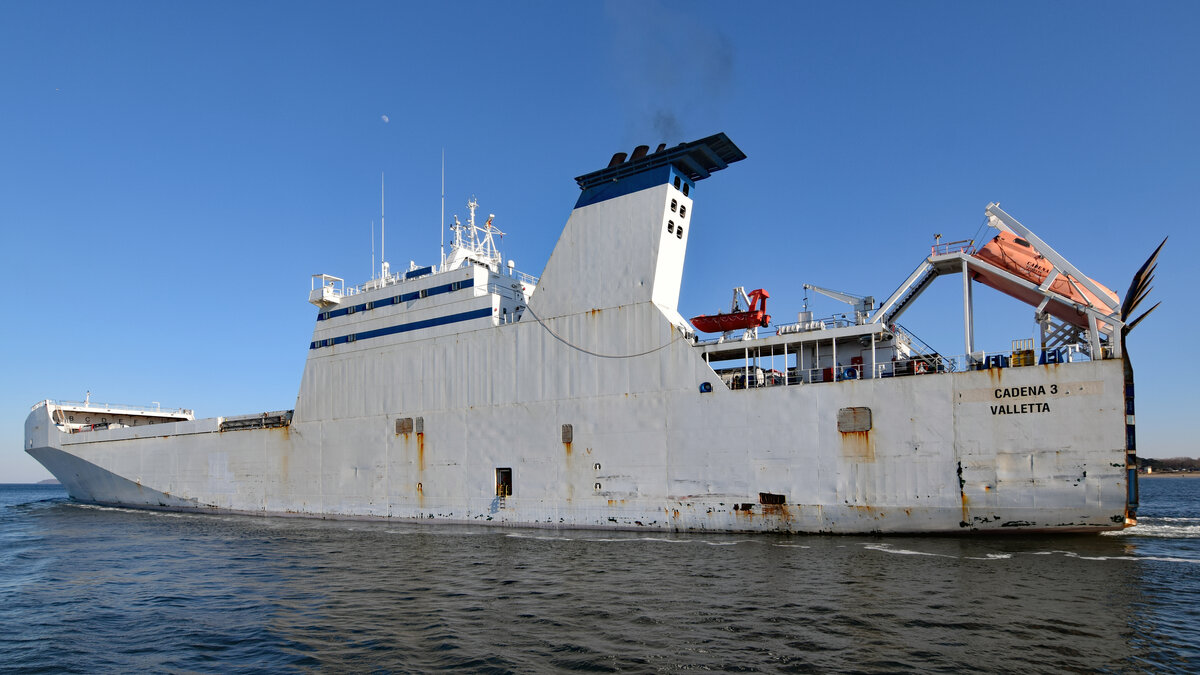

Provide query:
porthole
left=594, top=463, right=601, bottom=471
left=667, top=220, right=674, bottom=234
left=679, top=204, right=687, bottom=218
left=674, top=176, right=681, bottom=190
left=682, top=182, right=690, bottom=196
left=677, top=225, right=684, bottom=239
left=670, top=199, right=677, bottom=212
left=594, top=482, right=602, bottom=491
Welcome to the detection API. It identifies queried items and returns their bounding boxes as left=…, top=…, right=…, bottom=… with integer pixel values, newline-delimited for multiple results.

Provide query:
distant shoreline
left=1140, top=472, right=1200, bottom=478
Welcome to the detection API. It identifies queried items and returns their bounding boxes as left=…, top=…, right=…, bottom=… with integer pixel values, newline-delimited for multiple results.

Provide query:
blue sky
left=2, top=2, right=1196, bottom=481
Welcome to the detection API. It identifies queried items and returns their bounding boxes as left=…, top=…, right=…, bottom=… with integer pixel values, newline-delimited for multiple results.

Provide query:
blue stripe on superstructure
left=309, top=306, right=492, bottom=350
left=316, top=277, right=474, bottom=321
left=573, top=165, right=695, bottom=210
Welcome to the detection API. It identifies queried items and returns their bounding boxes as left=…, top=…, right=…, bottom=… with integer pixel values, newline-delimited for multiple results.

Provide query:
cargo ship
left=25, top=133, right=1163, bottom=533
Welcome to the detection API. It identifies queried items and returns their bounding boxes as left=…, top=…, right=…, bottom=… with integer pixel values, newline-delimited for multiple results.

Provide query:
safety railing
left=712, top=344, right=1096, bottom=391
left=35, top=399, right=193, bottom=416
left=931, top=239, right=975, bottom=256
left=513, top=270, right=539, bottom=286
left=487, top=282, right=526, bottom=301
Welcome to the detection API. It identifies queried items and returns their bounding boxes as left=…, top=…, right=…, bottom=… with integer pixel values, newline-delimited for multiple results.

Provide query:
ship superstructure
left=26, top=133, right=1160, bottom=533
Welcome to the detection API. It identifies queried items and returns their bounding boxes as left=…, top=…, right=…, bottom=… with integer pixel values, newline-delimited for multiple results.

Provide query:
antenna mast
left=371, top=220, right=375, bottom=281
left=440, top=149, right=445, bottom=270
left=380, top=172, right=386, bottom=280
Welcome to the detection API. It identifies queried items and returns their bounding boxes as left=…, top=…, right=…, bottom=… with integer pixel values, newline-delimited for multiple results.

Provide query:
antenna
left=440, top=149, right=445, bottom=270
left=370, top=220, right=375, bottom=281
left=380, top=172, right=386, bottom=280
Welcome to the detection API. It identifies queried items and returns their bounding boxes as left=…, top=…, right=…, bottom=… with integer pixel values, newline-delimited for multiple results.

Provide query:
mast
left=380, top=172, right=386, bottom=280
left=440, top=150, right=446, bottom=271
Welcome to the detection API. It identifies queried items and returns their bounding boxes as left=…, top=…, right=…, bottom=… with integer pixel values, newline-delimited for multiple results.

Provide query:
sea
left=1, top=480, right=1196, bottom=673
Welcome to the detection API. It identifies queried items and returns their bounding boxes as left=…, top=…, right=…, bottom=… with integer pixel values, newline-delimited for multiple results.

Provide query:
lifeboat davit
left=972, top=232, right=1118, bottom=329
left=690, top=288, right=771, bottom=333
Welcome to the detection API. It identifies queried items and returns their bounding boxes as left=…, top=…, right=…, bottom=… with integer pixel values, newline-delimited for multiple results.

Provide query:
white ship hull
left=26, top=134, right=1140, bottom=534
left=27, top=358, right=1129, bottom=533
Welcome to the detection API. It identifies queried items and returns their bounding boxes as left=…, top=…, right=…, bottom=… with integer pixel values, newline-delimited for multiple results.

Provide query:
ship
left=24, top=133, right=1164, bottom=534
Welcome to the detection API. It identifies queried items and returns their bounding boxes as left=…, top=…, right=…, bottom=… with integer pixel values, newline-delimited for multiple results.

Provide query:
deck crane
left=802, top=284, right=875, bottom=325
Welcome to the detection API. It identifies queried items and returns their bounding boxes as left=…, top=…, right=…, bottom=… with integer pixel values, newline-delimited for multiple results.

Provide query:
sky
left=1, top=1, right=1197, bottom=482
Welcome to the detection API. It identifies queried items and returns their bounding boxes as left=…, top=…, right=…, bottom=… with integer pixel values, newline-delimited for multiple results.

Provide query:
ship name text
left=990, top=385, right=1056, bottom=415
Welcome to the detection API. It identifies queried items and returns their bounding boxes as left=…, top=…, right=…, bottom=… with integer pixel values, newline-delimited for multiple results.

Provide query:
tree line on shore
left=1139, top=457, right=1200, bottom=472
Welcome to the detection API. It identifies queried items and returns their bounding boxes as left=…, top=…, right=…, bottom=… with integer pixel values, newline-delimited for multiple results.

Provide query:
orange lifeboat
left=972, top=232, right=1118, bottom=328
left=690, top=289, right=771, bottom=333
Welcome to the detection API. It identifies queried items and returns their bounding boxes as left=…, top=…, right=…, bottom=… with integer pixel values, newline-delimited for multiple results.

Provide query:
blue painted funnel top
left=572, top=133, right=746, bottom=209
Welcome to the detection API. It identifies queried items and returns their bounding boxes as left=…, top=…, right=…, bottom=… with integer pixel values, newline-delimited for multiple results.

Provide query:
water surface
left=1, top=479, right=1196, bottom=672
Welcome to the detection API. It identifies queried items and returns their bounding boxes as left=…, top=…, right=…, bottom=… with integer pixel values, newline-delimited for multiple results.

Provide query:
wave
left=862, top=544, right=956, bottom=557
left=70, top=503, right=186, bottom=517
left=1102, top=518, right=1200, bottom=539
left=861, top=543, right=1200, bottom=564
left=503, top=532, right=747, bottom=546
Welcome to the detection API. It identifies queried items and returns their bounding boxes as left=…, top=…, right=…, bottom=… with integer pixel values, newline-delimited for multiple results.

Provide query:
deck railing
left=717, top=345, right=1095, bottom=390
left=931, top=239, right=976, bottom=256
left=32, top=399, right=193, bottom=416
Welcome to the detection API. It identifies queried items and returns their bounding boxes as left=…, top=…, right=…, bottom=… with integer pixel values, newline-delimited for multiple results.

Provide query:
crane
left=802, top=283, right=875, bottom=325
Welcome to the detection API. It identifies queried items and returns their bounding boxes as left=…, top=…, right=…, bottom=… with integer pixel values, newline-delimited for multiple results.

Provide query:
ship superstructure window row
left=309, top=307, right=493, bottom=350
left=317, top=276, right=476, bottom=321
